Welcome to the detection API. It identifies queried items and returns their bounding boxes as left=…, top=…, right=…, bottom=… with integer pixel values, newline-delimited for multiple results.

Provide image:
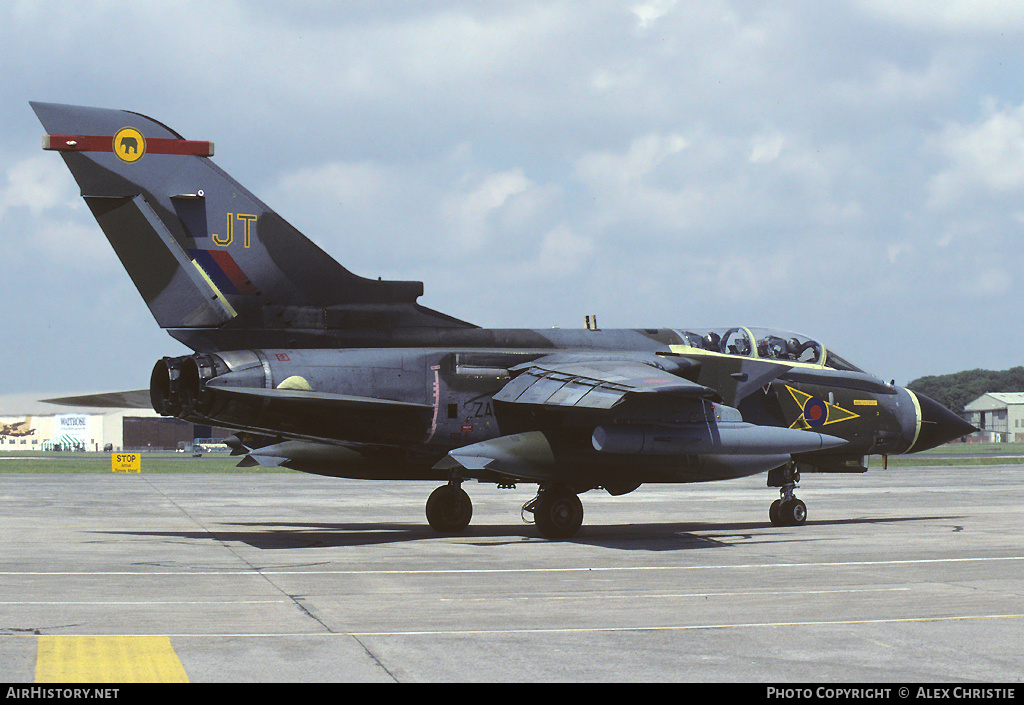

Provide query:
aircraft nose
left=908, top=392, right=978, bottom=453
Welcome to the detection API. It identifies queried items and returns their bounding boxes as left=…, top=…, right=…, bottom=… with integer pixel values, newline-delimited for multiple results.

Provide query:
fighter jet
left=31, top=102, right=976, bottom=539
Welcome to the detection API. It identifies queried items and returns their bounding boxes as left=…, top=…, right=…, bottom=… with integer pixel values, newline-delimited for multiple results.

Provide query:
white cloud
left=0, top=155, right=72, bottom=217
left=276, top=161, right=392, bottom=213
left=442, top=168, right=536, bottom=251
left=963, top=266, right=1013, bottom=296
left=928, top=99, right=1024, bottom=208
left=572, top=126, right=864, bottom=249
left=32, top=218, right=116, bottom=266
left=887, top=242, right=914, bottom=264
left=749, top=131, right=785, bottom=164
left=632, top=0, right=678, bottom=30
left=0, top=155, right=116, bottom=268
left=433, top=157, right=565, bottom=261
left=574, top=132, right=698, bottom=233
left=828, top=54, right=964, bottom=111
left=855, top=0, right=1024, bottom=33
left=534, top=225, right=594, bottom=275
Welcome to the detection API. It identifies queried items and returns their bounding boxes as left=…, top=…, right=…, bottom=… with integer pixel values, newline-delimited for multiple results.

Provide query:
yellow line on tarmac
left=35, top=636, right=188, bottom=683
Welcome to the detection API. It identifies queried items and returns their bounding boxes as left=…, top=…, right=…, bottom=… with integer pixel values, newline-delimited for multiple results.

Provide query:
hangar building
left=0, top=392, right=225, bottom=452
left=963, top=392, right=1024, bottom=443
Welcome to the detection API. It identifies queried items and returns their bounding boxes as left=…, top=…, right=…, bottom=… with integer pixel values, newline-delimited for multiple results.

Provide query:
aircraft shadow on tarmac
left=94, top=515, right=961, bottom=552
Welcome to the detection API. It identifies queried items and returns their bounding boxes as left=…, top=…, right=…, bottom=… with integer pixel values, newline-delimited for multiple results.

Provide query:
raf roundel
left=802, top=397, right=829, bottom=428
left=113, top=127, right=146, bottom=163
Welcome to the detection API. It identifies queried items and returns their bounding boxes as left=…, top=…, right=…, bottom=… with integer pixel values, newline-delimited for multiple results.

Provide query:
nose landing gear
left=768, top=462, right=807, bottom=527
left=769, top=495, right=807, bottom=526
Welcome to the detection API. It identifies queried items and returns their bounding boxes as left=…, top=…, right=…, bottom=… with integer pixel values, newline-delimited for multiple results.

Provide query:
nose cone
left=908, top=392, right=978, bottom=453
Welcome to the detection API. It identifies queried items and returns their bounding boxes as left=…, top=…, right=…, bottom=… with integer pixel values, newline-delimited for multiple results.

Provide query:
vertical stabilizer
left=31, top=102, right=473, bottom=351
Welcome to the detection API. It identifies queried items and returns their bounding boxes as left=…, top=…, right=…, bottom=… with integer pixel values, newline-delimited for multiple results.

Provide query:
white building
left=0, top=391, right=177, bottom=452
left=963, top=393, right=1024, bottom=443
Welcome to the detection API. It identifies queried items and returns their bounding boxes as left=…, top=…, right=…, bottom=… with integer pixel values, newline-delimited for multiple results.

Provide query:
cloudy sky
left=3, top=0, right=1024, bottom=395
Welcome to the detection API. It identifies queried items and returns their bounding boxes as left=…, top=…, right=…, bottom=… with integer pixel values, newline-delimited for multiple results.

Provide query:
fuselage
left=150, top=326, right=969, bottom=484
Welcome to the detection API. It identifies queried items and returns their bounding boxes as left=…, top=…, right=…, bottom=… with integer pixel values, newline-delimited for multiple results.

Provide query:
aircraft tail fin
left=31, top=102, right=474, bottom=351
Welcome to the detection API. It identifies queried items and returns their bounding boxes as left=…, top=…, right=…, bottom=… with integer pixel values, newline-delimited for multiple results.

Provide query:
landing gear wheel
left=768, top=461, right=806, bottom=527
left=772, top=498, right=807, bottom=526
left=534, top=488, right=584, bottom=539
left=425, top=484, right=473, bottom=533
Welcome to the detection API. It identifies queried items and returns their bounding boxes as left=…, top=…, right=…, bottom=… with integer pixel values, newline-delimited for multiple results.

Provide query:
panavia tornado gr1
left=32, top=102, right=975, bottom=539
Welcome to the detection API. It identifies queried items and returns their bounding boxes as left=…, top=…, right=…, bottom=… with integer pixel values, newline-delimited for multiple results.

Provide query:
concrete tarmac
left=1, top=464, right=1022, bottom=682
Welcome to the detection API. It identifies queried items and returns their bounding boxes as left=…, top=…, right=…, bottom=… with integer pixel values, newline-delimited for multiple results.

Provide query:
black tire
left=779, top=498, right=807, bottom=526
left=769, top=499, right=783, bottom=526
left=534, top=489, right=584, bottom=539
left=425, top=485, right=473, bottom=533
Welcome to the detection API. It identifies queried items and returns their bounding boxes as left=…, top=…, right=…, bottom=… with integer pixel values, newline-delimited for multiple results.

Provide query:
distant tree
left=907, top=367, right=1024, bottom=413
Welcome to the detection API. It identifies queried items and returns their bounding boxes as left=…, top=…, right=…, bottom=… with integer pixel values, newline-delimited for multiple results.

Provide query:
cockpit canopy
left=672, top=327, right=866, bottom=374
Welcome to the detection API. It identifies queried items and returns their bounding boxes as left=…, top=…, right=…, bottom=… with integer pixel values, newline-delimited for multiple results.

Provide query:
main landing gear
left=426, top=479, right=586, bottom=539
left=522, top=485, right=584, bottom=540
left=768, top=462, right=807, bottom=527
left=425, top=480, right=473, bottom=533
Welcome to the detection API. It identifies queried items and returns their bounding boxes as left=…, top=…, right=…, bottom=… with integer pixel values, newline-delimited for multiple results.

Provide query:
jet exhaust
left=150, top=353, right=233, bottom=420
